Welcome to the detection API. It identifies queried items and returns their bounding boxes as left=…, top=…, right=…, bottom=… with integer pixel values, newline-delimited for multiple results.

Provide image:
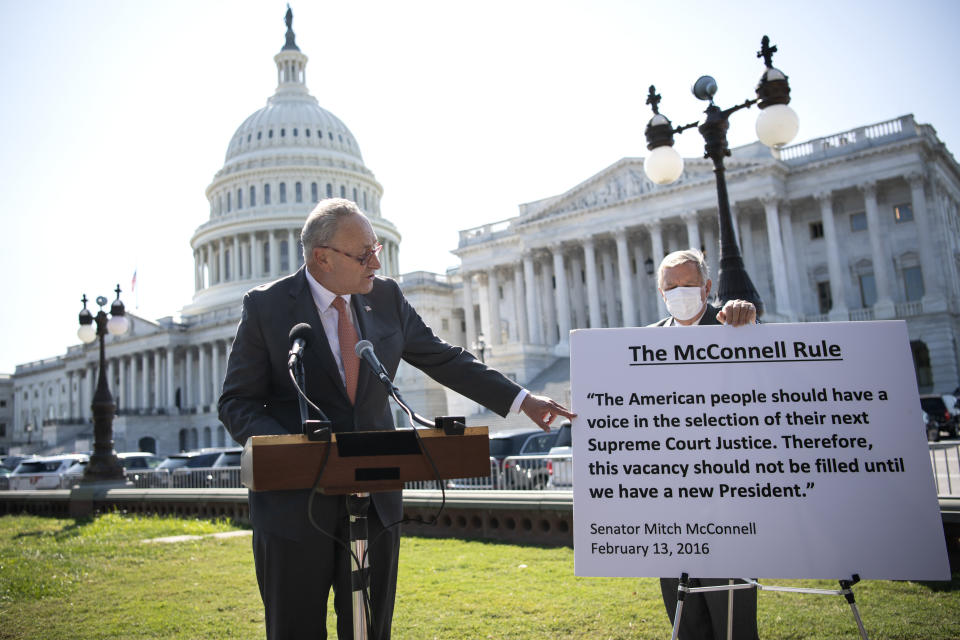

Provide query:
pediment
left=521, top=157, right=718, bottom=222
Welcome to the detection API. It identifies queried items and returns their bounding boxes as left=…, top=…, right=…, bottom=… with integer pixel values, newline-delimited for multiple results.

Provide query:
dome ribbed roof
left=222, top=10, right=363, bottom=165
left=224, top=95, right=364, bottom=163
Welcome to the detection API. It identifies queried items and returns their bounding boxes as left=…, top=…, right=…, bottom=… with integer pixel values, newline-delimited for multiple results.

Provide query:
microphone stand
left=287, top=356, right=332, bottom=441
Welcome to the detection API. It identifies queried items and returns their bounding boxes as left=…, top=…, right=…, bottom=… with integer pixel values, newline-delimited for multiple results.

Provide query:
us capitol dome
left=183, top=8, right=401, bottom=315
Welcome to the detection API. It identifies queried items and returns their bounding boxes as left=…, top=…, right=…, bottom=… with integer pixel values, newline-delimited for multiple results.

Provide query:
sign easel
left=670, top=574, right=870, bottom=640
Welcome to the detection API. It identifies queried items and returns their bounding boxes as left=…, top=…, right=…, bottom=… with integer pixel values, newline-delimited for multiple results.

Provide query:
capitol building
left=4, top=14, right=960, bottom=455
left=4, top=14, right=401, bottom=456
left=397, top=115, right=960, bottom=429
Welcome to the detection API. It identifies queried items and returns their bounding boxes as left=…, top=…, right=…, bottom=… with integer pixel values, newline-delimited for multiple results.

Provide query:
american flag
left=131, top=269, right=137, bottom=293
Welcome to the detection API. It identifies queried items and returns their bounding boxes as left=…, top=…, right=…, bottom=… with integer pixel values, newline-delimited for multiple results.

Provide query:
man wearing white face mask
left=650, top=248, right=759, bottom=640
left=652, top=249, right=756, bottom=328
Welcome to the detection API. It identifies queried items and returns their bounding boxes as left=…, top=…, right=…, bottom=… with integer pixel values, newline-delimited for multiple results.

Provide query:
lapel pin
left=364, top=305, right=371, bottom=312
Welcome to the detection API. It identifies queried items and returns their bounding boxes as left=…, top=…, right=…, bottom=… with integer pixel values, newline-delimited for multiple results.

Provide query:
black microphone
left=288, top=323, right=313, bottom=368
left=355, top=339, right=393, bottom=386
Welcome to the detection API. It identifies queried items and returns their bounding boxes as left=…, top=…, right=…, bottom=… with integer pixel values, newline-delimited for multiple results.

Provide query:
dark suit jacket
left=219, top=267, right=523, bottom=539
left=649, top=304, right=721, bottom=327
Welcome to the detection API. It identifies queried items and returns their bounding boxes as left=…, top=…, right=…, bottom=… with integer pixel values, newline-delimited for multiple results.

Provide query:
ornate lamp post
left=77, top=285, right=130, bottom=484
left=642, top=36, right=799, bottom=315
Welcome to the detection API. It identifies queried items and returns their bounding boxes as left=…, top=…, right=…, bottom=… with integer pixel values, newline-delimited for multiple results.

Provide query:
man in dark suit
left=219, top=198, right=573, bottom=640
left=650, top=249, right=759, bottom=640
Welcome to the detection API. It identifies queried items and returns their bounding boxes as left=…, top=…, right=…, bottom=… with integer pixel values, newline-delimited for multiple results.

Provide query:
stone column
left=151, top=350, right=161, bottom=411
left=649, top=221, right=667, bottom=318
left=269, top=232, right=280, bottom=278
left=243, top=235, right=252, bottom=279
left=288, top=229, right=298, bottom=272
left=551, top=245, right=571, bottom=349
left=140, top=353, right=149, bottom=412
left=761, top=197, right=793, bottom=319
left=907, top=173, right=942, bottom=308
left=583, top=237, right=602, bottom=328
left=214, top=239, right=223, bottom=284
left=684, top=213, right=701, bottom=252
left=461, top=272, right=477, bottom=352
left=166, top=348, right=176, bottom=409
left=116, top=357, right=125, bottom=412
left=601, top=247, right=618, bottom=327
left=211, top=341, right=221, bottom=401
left=522, top=254, right=542, bottom=345
left=232, top=235, right=241, bottom=281
left=816, top=191, right=849, bottom=320
left=630, top=244, right=647, bottom=326
left=861, top=182, right=895, bottom=318
left=541, top=256, right=557, bottom=344
left=485, top=268, right=502, bottom=345
left=570, top=253, right=587, bottom=329
left=198, top=344, right=209, bottom=411
left=614, top=228, right=636, bottom=327
left=512, top=263, right=528, bottom=343
left=64, top=371, right=73, bottom=420
left=703, top=225, right=719, bottom=287
left=779, top=202, right=803, bottom=317
left=184, top=347, right=193, bottom=411
left=251, top=233, right=261, bottom=279
left=194, top=250, right=201, bottom=291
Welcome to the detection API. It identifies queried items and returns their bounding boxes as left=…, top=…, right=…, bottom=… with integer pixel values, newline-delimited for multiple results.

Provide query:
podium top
left=247, top=426, right=489, bottom=447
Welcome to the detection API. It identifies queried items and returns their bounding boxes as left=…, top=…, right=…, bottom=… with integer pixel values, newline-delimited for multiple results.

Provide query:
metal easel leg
left=671, top=573, right=689, bottom=640
left=839, top=575, right=870, bottom=640
left=347, top=492, right=371, bottom=640
left=726, top=579, right=734, bottom=640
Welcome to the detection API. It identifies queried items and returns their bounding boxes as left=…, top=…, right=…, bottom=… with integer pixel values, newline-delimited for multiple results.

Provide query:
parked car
left=502, top=429, right=560, bottom=489
left=448, top=428, right=555, bottom=489
left=119, top=452, right=162, bottom=470
left=547, top=421, right=573, bottom=488
left=8, top=454, right=87, bottom=490
left=62, top=451, right=163, bottom=485
left=920, top=394, right=958, bottom=438
left=0, top=455, right=32, bottom=490
left=159, top=447, right=241, bottom=487
left=924, top=411, right=940, bottom=442
left=207, top=448, right=243, bottom=487
left=1, top=455, right=32, bottom=474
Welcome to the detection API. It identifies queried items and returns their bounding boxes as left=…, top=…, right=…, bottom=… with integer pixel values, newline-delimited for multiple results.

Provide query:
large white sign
left=570, top=321, right=949, bottom=580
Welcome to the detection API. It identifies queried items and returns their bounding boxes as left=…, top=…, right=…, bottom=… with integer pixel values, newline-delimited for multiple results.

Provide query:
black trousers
left=253, top=497, right=401, bottom=639
left=659, top=577, right=759, bottom=640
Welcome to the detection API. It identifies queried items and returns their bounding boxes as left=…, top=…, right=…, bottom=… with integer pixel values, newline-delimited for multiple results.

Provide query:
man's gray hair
left=301, top=198, right=364, bottom=265
left=657, top=248, right=709, bottom=290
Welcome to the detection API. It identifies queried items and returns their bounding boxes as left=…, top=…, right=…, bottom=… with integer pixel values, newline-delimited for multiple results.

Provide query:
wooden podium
left=241, top=426, right=490, bottom=493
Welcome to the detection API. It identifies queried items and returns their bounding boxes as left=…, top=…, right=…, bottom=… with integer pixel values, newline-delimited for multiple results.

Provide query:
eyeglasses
left=319, top=242, right=383, bottom=267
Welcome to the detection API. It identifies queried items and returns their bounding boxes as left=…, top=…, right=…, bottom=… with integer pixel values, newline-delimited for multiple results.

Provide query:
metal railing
left=52, top=467, right=243, bottom=490
left=5, top=445, right=957, bottom=495
left=930, top=442, right=960, bottom=496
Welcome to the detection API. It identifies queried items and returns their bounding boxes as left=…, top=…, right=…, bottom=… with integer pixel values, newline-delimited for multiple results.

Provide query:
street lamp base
left=68, top=480, right=133, bottom=519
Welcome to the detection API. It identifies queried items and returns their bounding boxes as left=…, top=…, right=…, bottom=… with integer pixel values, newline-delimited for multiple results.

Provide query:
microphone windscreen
left=354, top=339, right=373, bottom=357
left=289, top=323, right=313, bottom=345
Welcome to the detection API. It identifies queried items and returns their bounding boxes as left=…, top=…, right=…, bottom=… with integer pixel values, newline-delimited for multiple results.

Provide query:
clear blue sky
left=1, top=0, right=958, bottom=373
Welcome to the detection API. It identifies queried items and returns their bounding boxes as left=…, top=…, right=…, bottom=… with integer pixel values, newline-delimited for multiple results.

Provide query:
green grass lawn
left=0, top=513, right=957, bottom=639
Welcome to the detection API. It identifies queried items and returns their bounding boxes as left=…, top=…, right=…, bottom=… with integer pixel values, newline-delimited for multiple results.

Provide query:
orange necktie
left=332, top=296, right=360, bottom=404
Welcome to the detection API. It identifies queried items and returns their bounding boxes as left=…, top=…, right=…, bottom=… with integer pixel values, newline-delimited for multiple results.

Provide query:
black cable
left=288, top=366, right=328, bottom=419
